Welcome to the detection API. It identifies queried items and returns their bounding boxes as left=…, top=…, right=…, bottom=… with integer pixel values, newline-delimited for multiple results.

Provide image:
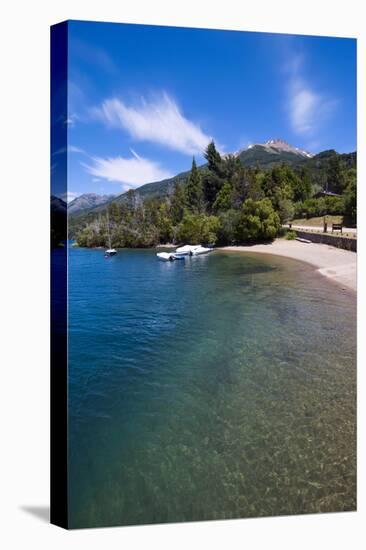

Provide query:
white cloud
left=289, top=79, right=321, bottom=135
left=68, top=145, right=84, bottom=154
left=286, top=57, right=336, bottom=137
left=82, top=149, right=172, bottom=191
left=93, top=93, right=213, bottom=155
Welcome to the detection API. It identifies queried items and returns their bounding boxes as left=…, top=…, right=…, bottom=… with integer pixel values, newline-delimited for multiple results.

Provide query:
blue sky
left=59, top=20, right=356, bottom=201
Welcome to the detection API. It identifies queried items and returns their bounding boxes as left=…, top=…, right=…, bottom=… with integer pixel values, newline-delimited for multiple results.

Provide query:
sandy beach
left=219, top=240, right=357, bottom=292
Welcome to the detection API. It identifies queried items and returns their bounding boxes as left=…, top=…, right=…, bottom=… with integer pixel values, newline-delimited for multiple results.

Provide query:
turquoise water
left=68, top=248, right=356, bottom=528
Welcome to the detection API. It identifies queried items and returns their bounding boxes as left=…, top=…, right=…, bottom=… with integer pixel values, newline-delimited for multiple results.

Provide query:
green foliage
left=262, top=164, right=296, bottom=210
left=296, top=167, right=313, bottom=202
left=327, top=155, right=346, bottom=194
left=295, top=196, right=345, bottom=219
left=213, top=181, right=233, bottom=212
left=286, top=230, right=297, bottom=240
left=203, top=141, right=225, bottom=208
left=343, top=173, right=356, bottom=225
left=217, top=210, right=240, bottom=244
left=176, top=213, right=219, bottom=245
left=247, top=172, right=265, bottom=201
left=236, top=198, right=281, bottom=242
left=156, top=202, right=174, bottom=243
left=278, top=199, right=295, bottom=224
left=185, top=158, right=204, bottom=212
left=170, top=183, right=187, bottom=225
left=204, top=140, right=223, bottom=175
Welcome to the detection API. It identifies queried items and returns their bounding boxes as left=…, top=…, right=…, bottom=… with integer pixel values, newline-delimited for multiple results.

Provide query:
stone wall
left=294, top=230, right=357, bottom=252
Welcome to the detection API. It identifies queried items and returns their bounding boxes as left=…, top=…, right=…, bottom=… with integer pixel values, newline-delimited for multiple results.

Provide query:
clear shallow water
left=68, top=248, right=356, bottom=528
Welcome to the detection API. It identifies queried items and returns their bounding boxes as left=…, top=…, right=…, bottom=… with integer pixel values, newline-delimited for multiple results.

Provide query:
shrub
left=217, top=209, right=240, bottom=244
left=236, top=198, right=281, bottom=243
left=176, top=213, right=219, bottom=244
left=286, top=230, right=297, bottom=240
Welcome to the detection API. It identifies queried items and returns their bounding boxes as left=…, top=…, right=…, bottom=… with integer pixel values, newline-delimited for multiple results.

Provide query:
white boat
left=174, top=244, right=201, bottom=256
left=105, top=248, right=117, bottom=256
left=157, top=252, right=177, bottom=261
left=191, top=245, right=213, bottom=255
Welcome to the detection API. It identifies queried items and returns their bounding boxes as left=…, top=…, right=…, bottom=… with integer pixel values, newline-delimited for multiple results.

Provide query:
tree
left=247, top=171, right=265, bottom=202
left=296, top=167, right=313, bottom=202
left=125, top=189, right=138, bottom=211
left=343, top=176, right=356, bottom=226
left=213, top=181, right=233, bottom=212
left=217, top=209, right=240, bottom=244
left=278, top=199, right=295, bottom=224
left=203, top=141, right=225, bottom=209
left=176, top=213, right=219, bottom=245
left=156, top=202, right=174, bottom=243
left=204, top=140, right=222, bottom=175
left=327, top=156, right=346, bottom=194
left=236, top=198, right=280, bottom=242
left=185, top=157, right=204, bottom=212
left=170, top=183, right=187, bottom=225
left=231, top=165, right=253, bottom=206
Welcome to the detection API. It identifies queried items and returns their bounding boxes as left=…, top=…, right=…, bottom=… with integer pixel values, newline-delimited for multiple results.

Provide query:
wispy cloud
left=286, top=55, right=337, bottom=138
left=53, top=145, right=85, bottom=156
left=72, top=38, right=119, bottom=75
left=93, top=93, right=213, bottom=155
left=68, top=145, right=84, bottom=153
left=83, top=149, right=172, bottom=191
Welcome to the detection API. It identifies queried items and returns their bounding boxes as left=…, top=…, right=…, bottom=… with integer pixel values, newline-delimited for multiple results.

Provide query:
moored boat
left=156, top=252, right=183, bottom=261
left=191, top=245, right=213, bottom=255
left=175, top=244, right=201, bottom=256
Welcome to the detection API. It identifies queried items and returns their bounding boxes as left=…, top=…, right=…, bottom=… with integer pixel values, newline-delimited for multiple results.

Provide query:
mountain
left=68, top=193, right=116, bottom=214
left=235, top=139, right=314, bottom=168
left=249, top=139, right=313, bottom=158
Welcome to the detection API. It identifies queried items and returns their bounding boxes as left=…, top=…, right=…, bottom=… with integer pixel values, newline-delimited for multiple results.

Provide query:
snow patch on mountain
left=242, top=138, right=314, bottom=158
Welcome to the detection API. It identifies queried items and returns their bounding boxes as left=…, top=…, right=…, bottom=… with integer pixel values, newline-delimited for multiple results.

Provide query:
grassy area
left=291, top=216, right=343, bottom=227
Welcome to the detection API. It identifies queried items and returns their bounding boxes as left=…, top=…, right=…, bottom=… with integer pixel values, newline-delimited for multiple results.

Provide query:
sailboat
left=105, top=210, right=117, bottom=257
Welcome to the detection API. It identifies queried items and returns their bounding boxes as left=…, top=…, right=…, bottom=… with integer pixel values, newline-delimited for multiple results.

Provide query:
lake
left=67, top=247, right=356, bottom=528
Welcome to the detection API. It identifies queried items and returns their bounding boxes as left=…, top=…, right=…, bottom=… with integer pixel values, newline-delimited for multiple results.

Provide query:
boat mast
left=106, top=209, right=112, bottom=249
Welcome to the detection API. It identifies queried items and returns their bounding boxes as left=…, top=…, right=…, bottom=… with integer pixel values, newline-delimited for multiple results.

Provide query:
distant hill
left=68, top=193, right=116, bottom=214
left=69, top=140, right=356, bottom=220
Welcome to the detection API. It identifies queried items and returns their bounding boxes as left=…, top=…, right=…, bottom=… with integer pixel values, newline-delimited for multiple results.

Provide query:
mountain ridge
left=68, top=193, right=116, bottom=214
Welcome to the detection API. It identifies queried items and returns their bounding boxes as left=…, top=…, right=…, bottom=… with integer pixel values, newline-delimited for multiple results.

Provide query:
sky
left=53, top=20, right=356, bottom=202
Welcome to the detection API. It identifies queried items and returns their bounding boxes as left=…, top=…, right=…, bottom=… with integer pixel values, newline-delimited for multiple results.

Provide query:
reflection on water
left=68, top=248, right=356, bottom=528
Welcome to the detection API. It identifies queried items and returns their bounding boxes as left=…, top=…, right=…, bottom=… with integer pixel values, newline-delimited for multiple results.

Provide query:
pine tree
left=203, top=141, right=225, bottom=209
left=170, top=183, right=187, bottom=225
left=327, top=156, right=346, bottom=194
left=204, top=140, right=222, bottom=175
left=185, top=157, right=204, bottom=212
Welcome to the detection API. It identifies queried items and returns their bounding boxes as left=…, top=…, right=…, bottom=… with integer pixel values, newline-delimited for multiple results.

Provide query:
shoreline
left=218, top=240, right=357, bottom=292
